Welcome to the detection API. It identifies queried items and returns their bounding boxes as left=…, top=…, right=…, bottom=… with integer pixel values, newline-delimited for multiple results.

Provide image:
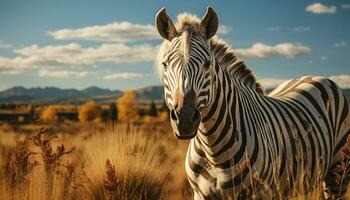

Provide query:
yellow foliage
left=53, top=104, right=76, bottom=112
left=17, top=116, right=25, bottom=123
left=158, top=111, right=169, bottom=122
left=142, top=115, right=155, bottom=124
left=78, top=101, right=101, bottom=122
left=41, top=106, right=58, bottom=122
left=117, top=90, right=139, bottom=122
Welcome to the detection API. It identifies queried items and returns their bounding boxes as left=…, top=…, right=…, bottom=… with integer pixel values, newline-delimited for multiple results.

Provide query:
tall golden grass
left=0, top=122, right=348, bottom=199
left=0, top=123, right=192, bottom=200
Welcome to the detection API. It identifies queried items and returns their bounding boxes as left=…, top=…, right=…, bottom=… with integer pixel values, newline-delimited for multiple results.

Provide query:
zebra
left=155, top=7, right=350, bottom=200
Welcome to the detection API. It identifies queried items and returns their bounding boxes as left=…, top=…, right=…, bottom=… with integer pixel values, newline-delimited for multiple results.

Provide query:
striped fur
left=155, top=11, right=350, bottom=200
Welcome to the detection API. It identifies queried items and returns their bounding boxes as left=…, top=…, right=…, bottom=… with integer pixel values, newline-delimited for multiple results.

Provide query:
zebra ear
left=156, top=7, right=178, bottom=41
left=201, top=6, right=219, bottom=39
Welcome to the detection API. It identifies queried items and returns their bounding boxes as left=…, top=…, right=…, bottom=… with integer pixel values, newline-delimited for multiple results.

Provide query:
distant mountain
left=0, top=86, right=83, bottom=99
left=0, top=95, right=37, bottom=102
left=0, top=85, right=348, bottom=104
left=0, top=86, right=121, bottom=103
left=134, top=86, right=163, bottom=102
left=81, top=86, right=114, bottom=97
left=86, top=86, right=164, bottom=104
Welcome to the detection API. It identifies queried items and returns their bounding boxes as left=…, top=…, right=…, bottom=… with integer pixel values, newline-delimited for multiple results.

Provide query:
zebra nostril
left=170, top=109, right=178, bottom=121
left=192, top=109, right=200, bottom=122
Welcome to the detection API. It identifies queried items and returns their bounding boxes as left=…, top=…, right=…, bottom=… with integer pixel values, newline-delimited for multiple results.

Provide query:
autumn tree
left=78, top=101, right=101, bottom=122
left=117, top=90, right=139, bottom=122
left=41, top=105, right=58, bottom=122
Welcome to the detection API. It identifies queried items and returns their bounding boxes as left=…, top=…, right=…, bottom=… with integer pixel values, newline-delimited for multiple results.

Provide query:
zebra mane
left=210, top=38, right=264, bottom=94
left=155, top=13, right=264, bottom=94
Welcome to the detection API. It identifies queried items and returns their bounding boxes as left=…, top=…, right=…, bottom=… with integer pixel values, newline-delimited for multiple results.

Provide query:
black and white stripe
left=156, top=8, right=350, bottom=200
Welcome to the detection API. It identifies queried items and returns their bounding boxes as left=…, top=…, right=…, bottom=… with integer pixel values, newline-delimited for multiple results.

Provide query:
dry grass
left=0, top=122, right=192, bottom=200
left=78, top=124, right=170, bottom=199
left=0, top=122, right=348, bottom=200
left=0, top=126, right=93, bottom=200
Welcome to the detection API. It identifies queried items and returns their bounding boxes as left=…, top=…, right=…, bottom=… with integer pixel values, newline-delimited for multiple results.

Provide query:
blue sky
left=0, top=0, right=349, bottom=90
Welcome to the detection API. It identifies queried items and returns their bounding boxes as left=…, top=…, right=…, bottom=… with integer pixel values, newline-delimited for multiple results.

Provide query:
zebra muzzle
left=170, top=105, right=200, bottom=140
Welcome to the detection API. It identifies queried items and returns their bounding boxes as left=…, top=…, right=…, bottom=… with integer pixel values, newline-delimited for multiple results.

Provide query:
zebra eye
left=162, top=62, right=168, bottom=70
left=203, top=60, right=211, bottom=69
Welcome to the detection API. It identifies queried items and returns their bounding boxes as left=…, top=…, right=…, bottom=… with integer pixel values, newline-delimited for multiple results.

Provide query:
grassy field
left=0, top=122, right=349, bottom=200
left=0, top=122, right=193, bottom=200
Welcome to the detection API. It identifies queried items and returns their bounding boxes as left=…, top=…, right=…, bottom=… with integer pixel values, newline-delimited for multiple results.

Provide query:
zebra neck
left=196, top=66, right=245, bottom=163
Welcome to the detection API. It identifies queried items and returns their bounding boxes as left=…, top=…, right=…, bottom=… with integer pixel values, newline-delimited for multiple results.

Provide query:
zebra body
left=155, top=7, right=350, bottom=199
left=186, top=73, right=349, bottom=199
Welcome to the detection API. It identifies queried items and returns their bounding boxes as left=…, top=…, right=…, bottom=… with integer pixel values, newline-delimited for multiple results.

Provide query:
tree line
left=41, top=90, right=169, bottom=123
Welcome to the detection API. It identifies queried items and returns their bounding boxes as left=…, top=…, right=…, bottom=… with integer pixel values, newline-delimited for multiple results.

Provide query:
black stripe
left=202, top=75, right=221, bottom=122
left=329, top=80, right=340, bottom=133
left=292, top=88, right=334, bottom=159
left=188, top=150, right=216, bottom=184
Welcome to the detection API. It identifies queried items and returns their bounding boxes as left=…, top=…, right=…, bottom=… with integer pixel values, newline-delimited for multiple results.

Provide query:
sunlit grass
left=0, top=123, right=348, bottom=199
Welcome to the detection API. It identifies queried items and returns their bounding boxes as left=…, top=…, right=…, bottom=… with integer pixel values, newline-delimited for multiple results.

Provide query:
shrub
left=78, top=101, right=101, bottom=122
left=3, top=139, right=38, bottom=189
left=0, top=128, right=92, bottom=200
left=32, top=127, right=75, bottom=197
left=41, top=106, right=58, bottom=122
left=117, top=91, right=139, bottom=122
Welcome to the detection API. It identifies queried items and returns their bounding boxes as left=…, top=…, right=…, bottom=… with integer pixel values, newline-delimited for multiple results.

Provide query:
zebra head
left=155, top=7, right=219, bottom=140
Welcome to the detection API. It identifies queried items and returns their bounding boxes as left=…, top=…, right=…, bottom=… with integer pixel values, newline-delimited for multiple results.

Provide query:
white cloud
left=333, top=41, right=347, bottom=47
left=48, top=22, right=157, bottom=42
left=341, top=4, right=350, bottom=9
left=306, top=3, right=336, bottom=14
left=260, top=78, right=288, bottom=89
left=235, top=43, right=311, bottom=59
left=0, top=56, right=38, bottom=75
left=48, top=21, right=230, bottom=42
left=0, top=43, right=159, bottom=74
left=14, top=43, right=90, bottom=67
left=293, top=26, right=311, bottom=32
left=267, top=27, right=281, bottom=31
left=38, top=68, right=92, bottom=78
left=329, top=75, right=350, bottom=89
left=0, top=40, right=12, bottom=48
left=102, top=72, right=145, bottom=80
